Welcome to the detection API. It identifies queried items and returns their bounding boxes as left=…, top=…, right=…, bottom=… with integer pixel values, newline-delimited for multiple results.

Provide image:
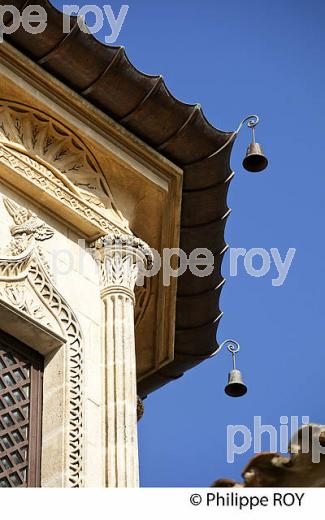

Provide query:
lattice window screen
left=0, top=332, right=43, bottom=487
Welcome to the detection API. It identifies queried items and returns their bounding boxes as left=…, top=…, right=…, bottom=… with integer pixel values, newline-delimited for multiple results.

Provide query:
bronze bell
left=243, top=142, right=268, bottom=173
left=225, top=369, right=247, bottom=398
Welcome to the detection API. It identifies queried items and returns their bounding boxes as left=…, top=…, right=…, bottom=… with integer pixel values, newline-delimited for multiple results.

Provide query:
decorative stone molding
left=0, top=246, right=55, bottom=332
left=1, top=283, right=51, bottom=327
left=0, top=196, right=84, bottom=487
left=29, top=255, right=84, bottom=487
left=0, top=101, right=129, bottom=238
left=92, top=232, right=152, bottom=487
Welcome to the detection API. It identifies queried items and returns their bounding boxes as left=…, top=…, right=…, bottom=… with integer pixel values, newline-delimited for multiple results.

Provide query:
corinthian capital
left=91, top=232, right=153, bottom=296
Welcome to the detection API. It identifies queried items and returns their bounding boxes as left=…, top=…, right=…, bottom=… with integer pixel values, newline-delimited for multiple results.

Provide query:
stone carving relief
left=2, top=197, right=54, bottom=256
left=92, top=232, right=152, bottom=327
left=92, top=232, right=153, bottom=291
left=2, top=283, right=51, bottom=326
left=28, top=254, right=84, bottom=487
left=0, top=100, right=129, bottom=234
left=0, top=196, right=84, bottom=487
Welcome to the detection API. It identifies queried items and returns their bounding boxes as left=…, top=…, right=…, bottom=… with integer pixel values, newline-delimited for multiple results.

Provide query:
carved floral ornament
left=0, top=100, right=129, bottom=235
left=91, top=233, right=154, bottom=294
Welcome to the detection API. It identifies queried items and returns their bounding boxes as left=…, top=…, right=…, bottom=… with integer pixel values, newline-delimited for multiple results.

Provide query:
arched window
left=0, top=331, right=43, bottom=487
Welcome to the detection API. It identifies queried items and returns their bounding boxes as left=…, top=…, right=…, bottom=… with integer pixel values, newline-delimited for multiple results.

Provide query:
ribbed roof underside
left=2, top=0, right=237, bottom=396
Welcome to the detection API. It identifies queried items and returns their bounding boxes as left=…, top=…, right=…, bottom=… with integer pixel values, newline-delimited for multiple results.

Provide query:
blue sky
left=54, top=0, right=325, bottom=486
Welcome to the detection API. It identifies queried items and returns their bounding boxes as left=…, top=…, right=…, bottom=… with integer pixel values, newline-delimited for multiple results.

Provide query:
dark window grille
left=0, top=330, right=43, bottom=487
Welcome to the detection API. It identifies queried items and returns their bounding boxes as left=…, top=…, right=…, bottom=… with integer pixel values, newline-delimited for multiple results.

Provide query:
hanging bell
left=224, top=369, right=247, bottom=398
left=243, top=143, right=268, bottom=173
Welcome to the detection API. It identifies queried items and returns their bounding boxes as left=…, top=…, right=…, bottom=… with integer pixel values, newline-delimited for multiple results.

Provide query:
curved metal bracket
left=236, top=114, right=260, bottom=133
left=218, top=339, right=241, bottom=370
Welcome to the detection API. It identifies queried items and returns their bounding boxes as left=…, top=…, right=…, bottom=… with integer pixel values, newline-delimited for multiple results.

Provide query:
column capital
left=91, top=231, right=153, bottom=296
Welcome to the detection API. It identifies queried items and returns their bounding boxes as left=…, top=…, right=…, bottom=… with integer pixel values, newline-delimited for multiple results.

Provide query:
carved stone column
left=92, top=232, right=152, bottom=487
